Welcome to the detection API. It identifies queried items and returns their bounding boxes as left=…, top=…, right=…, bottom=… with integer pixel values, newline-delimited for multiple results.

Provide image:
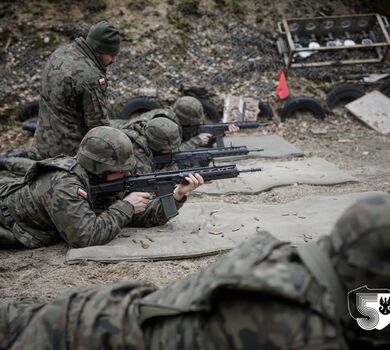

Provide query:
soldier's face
left=99, top=53, right=118, bottom=66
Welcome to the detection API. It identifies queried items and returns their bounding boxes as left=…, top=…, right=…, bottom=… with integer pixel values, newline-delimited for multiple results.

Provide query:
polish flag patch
left=98, top=78, right=106, bottom=86
left=77, top=188, right=88, bottom=200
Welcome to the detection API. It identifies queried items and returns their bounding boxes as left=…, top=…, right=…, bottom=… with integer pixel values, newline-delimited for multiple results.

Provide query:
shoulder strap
left=297, top=243, right=348, bottom=322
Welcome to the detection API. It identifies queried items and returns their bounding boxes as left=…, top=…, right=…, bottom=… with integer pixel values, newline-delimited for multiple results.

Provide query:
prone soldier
left=0, top=126, right=204, bottom=249
left=111, top=96, right=239, bottom=152
left=1, top=194, right=389, bottom=349
left=114, top=116, right=183, bottom=173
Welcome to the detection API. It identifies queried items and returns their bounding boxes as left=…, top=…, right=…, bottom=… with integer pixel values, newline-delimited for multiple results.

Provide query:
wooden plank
left=345, top=91, right=390, bottom=135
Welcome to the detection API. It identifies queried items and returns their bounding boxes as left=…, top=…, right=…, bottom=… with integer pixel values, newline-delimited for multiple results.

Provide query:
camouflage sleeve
left=0, top=282, right=155, bottom=350
left=110, top=118, right=130, bottom=129
left=178, top=135, right=203, bottom=152
left=81, top=81, right=110, bottom=129
left=41, top=174, right=135, bottom=248
left=158, top=162, right=179, bottom=172
left=128, top=196, right=186, bottom=227
left=143, top=292, right=345, bottom=350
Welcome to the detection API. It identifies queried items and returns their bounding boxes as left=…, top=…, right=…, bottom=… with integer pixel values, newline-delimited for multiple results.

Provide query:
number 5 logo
left=348, top=285, right=390, bottom=331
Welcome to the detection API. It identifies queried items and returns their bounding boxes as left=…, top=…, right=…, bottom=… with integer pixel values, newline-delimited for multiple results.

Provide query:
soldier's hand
left=174, top=173, right=204, bottom=200
left=124, top=192, right=151, bottom=214
left=198, top=133, right=213, bottom=145
left=225, top=124, right=240, bottom=134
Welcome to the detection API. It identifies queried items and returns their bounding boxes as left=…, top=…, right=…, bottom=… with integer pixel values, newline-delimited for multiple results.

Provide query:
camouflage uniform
left=113, top=118, right=182, bottom=173
left=111, top=96, right=205, bottom=152
left=0, top=149, right=40, bottom=176
left=0, top=22, right=119, bottom=176
left=1, top=194, right=389, bottom=349
left=34, top=37, right=111, bottom=158
left=0, top=127, right=185, bottom=249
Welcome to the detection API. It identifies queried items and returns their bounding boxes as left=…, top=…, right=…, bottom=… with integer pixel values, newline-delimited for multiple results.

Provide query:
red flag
left=276, top=70, right=289, bottom=100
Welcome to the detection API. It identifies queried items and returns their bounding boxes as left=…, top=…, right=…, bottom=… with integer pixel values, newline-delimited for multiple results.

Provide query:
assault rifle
left=90, top=165, right=262, bottom=218
left=153, top=146, right=264, bottom=170
left=182, top=120, right=273, bottom=148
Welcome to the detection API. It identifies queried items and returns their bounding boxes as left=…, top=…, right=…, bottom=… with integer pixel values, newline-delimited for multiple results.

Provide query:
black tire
left=22, top=117, right=38, bottom=132
left=326, top=84, right=365, bottom=110
left=258, top=102, right=273, bottom=118
left=196, top=97, right=222, bottom=122
left=19, top=100, right=39, bottom=122
left=379, top=79, right=390, bottom=98
left=281, top=96, right=326, bottom=121
left=119, top=96, right=161, bottom=119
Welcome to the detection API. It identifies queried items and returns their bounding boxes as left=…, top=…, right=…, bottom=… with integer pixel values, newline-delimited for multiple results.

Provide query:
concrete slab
left=346, top=90, right=390, bottom=135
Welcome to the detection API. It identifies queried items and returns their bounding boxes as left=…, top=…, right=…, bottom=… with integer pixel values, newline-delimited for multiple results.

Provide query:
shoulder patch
left=77, top=187, right=88, bottom=200
left=98, top=78, right=106, bottom=86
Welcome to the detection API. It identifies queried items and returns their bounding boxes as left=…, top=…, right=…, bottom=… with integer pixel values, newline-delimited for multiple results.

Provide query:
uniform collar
left=74, top=37, right=106, bottom=73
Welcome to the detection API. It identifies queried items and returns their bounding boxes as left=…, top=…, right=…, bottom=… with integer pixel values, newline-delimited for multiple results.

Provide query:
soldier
left=1, top=193, right=389, bottom=349
left=0, top=20, right=120, bottom=174
left=117, top=117, right=183, bottom=173
left=112, top=96, right=239, bottom=152
left=35, top=19, right=120, bottom=158
left=0, top=126, right=204, bottom=249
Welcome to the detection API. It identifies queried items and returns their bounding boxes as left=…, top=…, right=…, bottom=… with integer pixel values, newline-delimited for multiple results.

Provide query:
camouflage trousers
left=0, top=197, right=23, bottom=248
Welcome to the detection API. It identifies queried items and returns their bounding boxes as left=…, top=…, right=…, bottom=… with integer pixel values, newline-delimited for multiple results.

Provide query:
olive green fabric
left=77, top=126, right=136, bottom=175
left=111, top=106, right=204, bottom=152
left=86, top=20, right=120, bottom=54
left=110, top=119, right=180, bottom=173
left=144, top=117, right=181, bottom=153
left=172, top=96, right=204, bottom=126
left=320, top=194, right=390, bottom=291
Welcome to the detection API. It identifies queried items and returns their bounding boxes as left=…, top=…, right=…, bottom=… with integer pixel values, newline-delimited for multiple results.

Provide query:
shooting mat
left=66, top=192, right=387, bottom=263
left=220, top=134, right=304, bottom=159
left=195, top=157, right=357, bottom=195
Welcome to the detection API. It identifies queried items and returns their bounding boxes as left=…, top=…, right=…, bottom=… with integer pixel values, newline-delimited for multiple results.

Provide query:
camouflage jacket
left=0, top=157, right=183, bottom=248
left=111, top=120, right=178, bottom=173
left=0, top=232, right=354, bottom=349
left=35, top=37, right=110, bottom=158
left=112, top=108, right=203, bottom=152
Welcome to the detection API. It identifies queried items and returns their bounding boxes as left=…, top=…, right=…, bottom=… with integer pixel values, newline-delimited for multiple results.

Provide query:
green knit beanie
left=86, top=20, right=120, bottom=54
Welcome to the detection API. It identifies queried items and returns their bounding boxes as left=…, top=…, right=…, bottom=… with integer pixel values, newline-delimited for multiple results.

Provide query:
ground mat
left=221, top=134, right=304, bottom=159
left=195, top=157, right=357, bottom=195
left=66, top=192, right=387, bottom=263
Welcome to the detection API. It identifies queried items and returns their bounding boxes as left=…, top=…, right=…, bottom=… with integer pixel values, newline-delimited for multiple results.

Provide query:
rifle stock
left=90, top=165, right=262, bottom=218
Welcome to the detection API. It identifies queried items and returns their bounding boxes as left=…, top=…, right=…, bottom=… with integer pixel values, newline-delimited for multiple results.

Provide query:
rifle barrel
left=239, top=167, right=263, bottom=173
left=248, top=148, right=264, bottom=152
